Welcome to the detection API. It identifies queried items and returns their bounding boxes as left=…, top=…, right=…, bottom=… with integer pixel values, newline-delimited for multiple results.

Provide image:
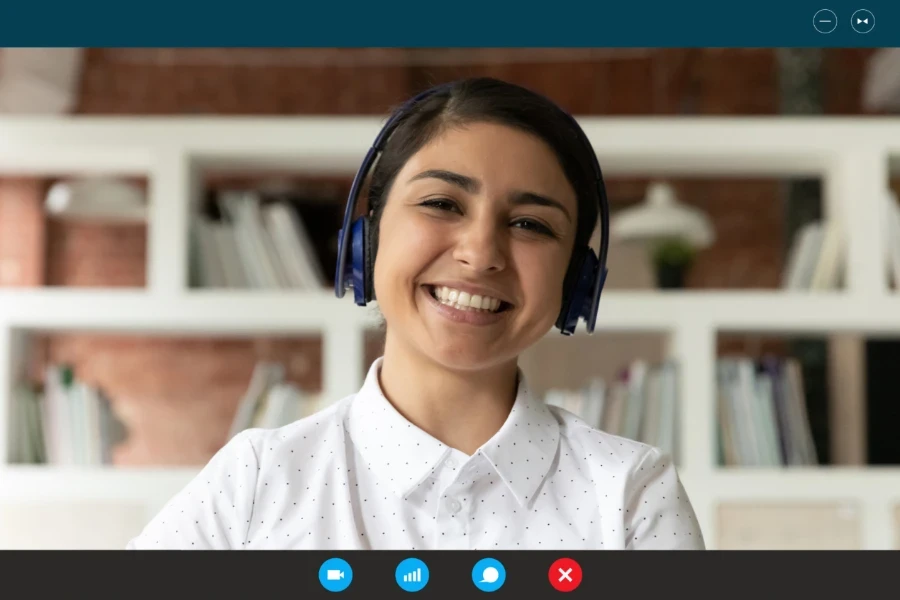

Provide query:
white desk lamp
left=610, top=181, right=715, bottom=248
left=44, top=177, right=147, bottom=223
left=610, top=182, right=715, bottom=288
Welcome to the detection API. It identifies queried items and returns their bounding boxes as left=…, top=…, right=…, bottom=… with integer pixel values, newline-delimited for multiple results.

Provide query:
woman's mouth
left=424, top=285, right=512, bottom=313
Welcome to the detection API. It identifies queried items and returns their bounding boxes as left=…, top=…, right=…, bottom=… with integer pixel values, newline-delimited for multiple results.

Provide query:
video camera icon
left=319, top=558, right=353, bottom=592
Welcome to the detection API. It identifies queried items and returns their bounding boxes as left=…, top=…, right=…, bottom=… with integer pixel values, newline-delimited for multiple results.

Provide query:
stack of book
left=783, top=190, right=900, bottom=290
left=7, top=365, right=128, bottom=465
left=716, top=356, right=818, bottom=467
left=542, top=360, right=679, bottom=462
left=226, top=361, right=325, bottom=438
left=884, top=190, right=900, bottom=289
left=190, top=190, right=326, bottom=290
left=781, top=219, right=844, bottom=290
left=541, top=354, right=818, bottom=468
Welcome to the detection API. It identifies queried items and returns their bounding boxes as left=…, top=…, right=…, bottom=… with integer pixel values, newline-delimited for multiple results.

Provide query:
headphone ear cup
left=363, top=216, right=375, bottom=303
left=349, top=216, right=369, bottom=306
left=556, top=247, right=598, bottom=335
left=556, top=246, right=586, bottom=332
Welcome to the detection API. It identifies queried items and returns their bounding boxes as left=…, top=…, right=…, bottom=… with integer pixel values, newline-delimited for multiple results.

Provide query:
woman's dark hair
left=366, top=77, right=600, bottom=300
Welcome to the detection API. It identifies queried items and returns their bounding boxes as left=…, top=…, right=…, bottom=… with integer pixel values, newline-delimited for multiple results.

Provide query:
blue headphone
left=334, top=82, right=609, bottom=336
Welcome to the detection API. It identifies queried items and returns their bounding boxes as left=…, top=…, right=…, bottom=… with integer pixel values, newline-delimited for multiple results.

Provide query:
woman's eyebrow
left=408, top=169, right=479, bottom=193
left=510, top=192, right=572, bottom=223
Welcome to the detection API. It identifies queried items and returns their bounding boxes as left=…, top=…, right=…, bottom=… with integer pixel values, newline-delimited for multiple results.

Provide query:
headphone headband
left=335, top=81, right=609, bottom=335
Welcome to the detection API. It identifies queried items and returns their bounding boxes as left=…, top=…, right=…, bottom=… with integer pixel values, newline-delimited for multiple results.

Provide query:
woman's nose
left=451, top=219, right=507, bottom=273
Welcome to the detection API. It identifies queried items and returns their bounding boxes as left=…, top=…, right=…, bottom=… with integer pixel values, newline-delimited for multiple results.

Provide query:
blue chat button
left=472, top=557, right=506, bottom=592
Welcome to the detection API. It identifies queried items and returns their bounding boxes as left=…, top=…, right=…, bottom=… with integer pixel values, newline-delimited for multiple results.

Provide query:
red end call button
left=548, top=557, right=582, bottom=592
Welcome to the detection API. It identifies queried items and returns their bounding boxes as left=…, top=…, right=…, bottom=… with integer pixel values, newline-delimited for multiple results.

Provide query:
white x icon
left=558, top=568, right=573, bottom=582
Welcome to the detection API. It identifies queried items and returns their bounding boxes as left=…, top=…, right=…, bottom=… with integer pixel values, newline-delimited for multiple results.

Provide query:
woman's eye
left=420, top=198, right=459, bottom=213
left=512, top=219, right=556, bottom=237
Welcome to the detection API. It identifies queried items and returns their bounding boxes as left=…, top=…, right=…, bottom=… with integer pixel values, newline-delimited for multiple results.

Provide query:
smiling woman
left=126, top=78, right=705, bottom=551
left=375, top=122, right=578, bottom=382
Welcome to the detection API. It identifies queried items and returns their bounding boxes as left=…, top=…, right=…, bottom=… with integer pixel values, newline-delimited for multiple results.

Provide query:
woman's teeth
left=430, top=286, right=502, bottom=312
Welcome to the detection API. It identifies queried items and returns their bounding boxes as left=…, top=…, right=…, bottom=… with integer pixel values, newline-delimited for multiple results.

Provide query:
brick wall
left=0, top=48, right=880, bottom=465
left=36, top=333, right=324, bottom=465
left=76, top=48, right=413, bottom=115
left=0, top=179, right=45, bottom=286
left=45, top=220, right=146, bottom=287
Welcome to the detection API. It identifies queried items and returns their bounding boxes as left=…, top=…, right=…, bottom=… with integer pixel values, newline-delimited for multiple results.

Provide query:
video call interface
left=0, top=2, right=898, bottom=595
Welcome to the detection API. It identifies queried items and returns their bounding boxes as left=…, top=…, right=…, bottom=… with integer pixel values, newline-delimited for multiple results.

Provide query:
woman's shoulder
left=544, top=403, right=705, bottom=549
left=545, top=401, right=670, bottom=472
left=125, top=394, right=357, bottom=549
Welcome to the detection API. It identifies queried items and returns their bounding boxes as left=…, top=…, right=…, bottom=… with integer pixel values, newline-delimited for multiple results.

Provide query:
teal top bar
left=0, top=0, right=896, bottom=47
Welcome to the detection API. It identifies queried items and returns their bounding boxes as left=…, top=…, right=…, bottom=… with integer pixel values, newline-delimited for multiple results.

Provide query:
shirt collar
left=478, top=376, right=560, bottom=508
left=346, top=357, right=560, bottom=508
left=346, top=358, right=452, bottom=499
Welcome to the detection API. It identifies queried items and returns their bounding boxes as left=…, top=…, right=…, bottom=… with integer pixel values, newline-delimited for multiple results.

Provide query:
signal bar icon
left=395, top=558, right=429, bottom=591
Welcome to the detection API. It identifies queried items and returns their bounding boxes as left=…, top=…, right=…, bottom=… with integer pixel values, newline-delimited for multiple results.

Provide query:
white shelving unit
left=1, top=116, right=900, bottom=549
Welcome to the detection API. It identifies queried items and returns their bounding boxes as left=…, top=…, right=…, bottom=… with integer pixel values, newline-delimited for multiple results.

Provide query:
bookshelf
left=1, top=116, right=900, bottom=549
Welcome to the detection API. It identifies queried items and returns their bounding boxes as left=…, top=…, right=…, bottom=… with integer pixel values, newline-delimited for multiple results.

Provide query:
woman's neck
left=377, top=333, right=519, bottom=456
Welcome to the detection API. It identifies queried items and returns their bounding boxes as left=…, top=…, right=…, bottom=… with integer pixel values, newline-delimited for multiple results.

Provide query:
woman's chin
left=423, top=343, right=514, bottom=374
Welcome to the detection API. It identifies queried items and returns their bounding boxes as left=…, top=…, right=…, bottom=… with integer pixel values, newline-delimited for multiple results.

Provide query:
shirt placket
left=432, top=452, right=473, bottom=549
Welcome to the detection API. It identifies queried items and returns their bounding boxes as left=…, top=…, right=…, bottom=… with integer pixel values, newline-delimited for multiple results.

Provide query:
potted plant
left=651, top=237, right=696, bottom=289
left=609, top=182, right=715, bottom=290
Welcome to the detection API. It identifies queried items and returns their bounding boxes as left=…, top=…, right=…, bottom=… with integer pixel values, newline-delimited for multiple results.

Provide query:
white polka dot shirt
left=126, top=358, right=705, bottom=550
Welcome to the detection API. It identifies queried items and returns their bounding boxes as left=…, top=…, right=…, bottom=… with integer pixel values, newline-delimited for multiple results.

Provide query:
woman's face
left=373, top=121, right=579, bottom=373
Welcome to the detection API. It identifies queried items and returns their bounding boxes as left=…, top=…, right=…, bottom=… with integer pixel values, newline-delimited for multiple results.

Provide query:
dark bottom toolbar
left=1, top=549, right=891, bottom=597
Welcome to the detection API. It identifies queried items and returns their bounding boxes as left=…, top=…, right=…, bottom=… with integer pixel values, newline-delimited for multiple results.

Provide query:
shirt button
left=447, top=499, right=461, bottom=514
left=445, top=457, right=457, bottom=468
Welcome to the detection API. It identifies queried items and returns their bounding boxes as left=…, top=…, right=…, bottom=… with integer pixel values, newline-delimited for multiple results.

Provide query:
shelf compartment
left=0, top=174, right=150, bottom=290
left=3, top=329, right=328, bottom=469
left=716, top=500, right=861, bottom=550
left=188, top=172, right=349, bottom=293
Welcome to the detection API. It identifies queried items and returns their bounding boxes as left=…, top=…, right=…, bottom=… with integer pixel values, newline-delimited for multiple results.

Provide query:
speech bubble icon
left=480, top=567, right=499, bottom=583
